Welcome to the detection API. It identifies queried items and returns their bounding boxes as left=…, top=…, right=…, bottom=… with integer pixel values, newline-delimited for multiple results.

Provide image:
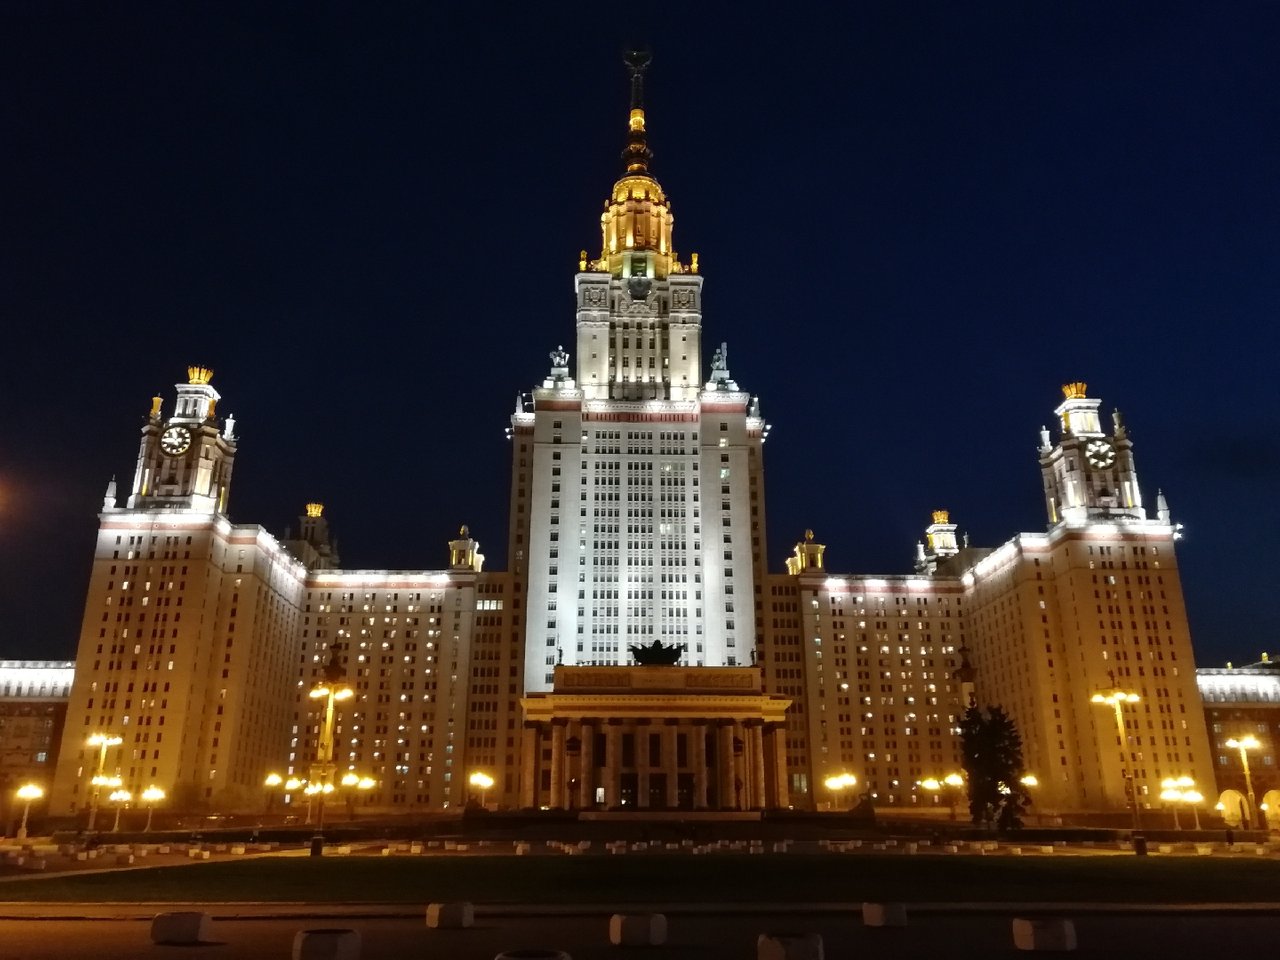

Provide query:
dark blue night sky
left=2, top=3, right=1277, bottom=666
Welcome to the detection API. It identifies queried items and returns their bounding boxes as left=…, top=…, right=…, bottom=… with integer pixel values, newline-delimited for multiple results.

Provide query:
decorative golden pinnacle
left=932, top=509, right=950, bottom=524
left=305, top=503, right=324, bottom=518
left=1061, top=381, right=1088, bottom=400
left=188, top=365, right=214, bottom=385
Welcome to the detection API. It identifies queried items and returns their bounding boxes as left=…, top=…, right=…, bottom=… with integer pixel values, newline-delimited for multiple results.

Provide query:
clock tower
left=126, top=366, right=237, bottom=514
left=1038, top=382, right=1144, bottom=525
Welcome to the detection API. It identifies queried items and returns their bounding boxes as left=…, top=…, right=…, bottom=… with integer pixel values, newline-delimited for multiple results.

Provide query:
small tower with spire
left=915, top=510, right=960, bottom=574
left=786, top=530, right=826, bottom=576
left=449, top=525, right=485, bottom=572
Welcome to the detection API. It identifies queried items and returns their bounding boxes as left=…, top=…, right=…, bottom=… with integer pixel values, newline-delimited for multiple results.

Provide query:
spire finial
left=622, top=49, right=653, bottom=174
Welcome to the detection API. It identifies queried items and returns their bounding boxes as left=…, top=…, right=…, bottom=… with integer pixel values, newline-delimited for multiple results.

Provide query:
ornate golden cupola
left=598, top=50, right=677, bottom=282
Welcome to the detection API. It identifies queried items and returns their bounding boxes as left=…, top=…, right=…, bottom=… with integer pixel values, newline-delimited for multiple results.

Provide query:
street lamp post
left=264, top=772, right=283, bottom=816
left=85, top=733, right=123, bottom=831
left=1160, top=777, right=1199, bottom=831
left=141, top=786, right=165, bottom=832
left=308, top=646, right=353, bottom=854
left=943, top=773, right=965, bottom=821
left=1183, top=789, right=1204, bottom=831
left=108, top=789, right=131, bottom=832
left=469, top=771, right=495, bottom=810
left=823, top=772, right=857, bottom=811
left=919, top=773, right=964, bottom=820
left=1019, top=774, right=1039, bottom=825
left=1225, top=735, right=1261, bottom=829
left=341, top=772, right=376, bottom=819
left=15, top=784, right=44, bottom=840
left=1091, top=689, right=1142, bottom=832
left=1160, top=782, right=1184, bottom=830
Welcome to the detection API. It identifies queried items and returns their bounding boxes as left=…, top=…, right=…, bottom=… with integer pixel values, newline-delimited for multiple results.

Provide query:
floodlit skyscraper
left=508, top=52, right=769, bottom=692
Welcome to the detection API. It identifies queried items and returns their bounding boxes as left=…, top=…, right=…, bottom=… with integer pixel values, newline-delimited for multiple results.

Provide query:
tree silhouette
left=959, top=704, right=1031, bottom=831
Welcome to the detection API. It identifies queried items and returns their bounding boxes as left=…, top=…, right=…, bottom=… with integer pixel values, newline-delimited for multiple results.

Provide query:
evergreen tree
left=959, top=704, right=1031, bottom=831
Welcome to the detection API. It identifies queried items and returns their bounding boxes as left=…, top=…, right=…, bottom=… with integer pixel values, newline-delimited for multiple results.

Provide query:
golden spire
left=305, top=503, right=324, bottom=518
left=599, top=51, right=675, bottom=278
left=188, top=365, right=214, bottom=385
left=621, top=49, right=653, bottom=175
left=1061, top=381, right=1088, bottom=400
left=932, top=509, right=950, bottom=524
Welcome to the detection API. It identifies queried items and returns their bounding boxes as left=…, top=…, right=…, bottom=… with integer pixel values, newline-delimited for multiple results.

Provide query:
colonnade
left=519, top=716, right=789, bottom=810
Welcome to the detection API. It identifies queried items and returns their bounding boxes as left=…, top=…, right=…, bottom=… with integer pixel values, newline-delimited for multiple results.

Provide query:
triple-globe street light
left=108, top=788, right=131, bottom=832
left=141, top=786, right=166, bottom=832
left=823, top=772, right=857, bottom=811
left=1159, top=777, right=1202, bottom=830
left=921, top=772, right=965, bottom=820
left=469, top=771, right=495, bottom=809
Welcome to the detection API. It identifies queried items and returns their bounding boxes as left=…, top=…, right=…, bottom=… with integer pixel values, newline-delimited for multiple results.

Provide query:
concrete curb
left=2, top=901, right=1280, bottom=920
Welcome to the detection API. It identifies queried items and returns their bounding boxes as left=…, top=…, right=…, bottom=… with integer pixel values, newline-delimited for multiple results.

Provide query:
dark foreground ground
left=3, top=911, right=1279, bottom=960
left=3, top=852, right=1280, bottom=905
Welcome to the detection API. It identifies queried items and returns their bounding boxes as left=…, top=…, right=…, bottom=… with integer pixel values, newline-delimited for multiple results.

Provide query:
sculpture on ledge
left=628, top=638, right=684, bottom=666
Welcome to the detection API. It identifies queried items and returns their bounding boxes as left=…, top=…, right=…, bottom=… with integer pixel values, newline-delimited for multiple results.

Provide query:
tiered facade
left=47, top=61, right=1214, bottom=820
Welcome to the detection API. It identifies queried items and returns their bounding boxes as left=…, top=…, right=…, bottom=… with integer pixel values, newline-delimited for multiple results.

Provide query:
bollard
left=293, top=928, right=361, bottom=960
left=1012, top=917, right=1076, bottom=951
left=609, top=913, right=667, bottom=946
left=151, top=911, right=213, bottom=945
left=861, top=903, right=907, bottom=927
left=426, top=902, right=475, bottom=929
left=758, top=932, right=823, bottom=960
left=1132, top=835, right=1148, bottom=857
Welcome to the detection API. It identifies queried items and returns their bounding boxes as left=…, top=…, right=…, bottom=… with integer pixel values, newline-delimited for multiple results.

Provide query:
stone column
left=520, top=723, right=539, bottom=808
left=750, top=721, right=767, bottom=809
left=550, top=720, right=566, bottom=809
left=664, top=722, right=679, bottom=808
left=692, top=722, right=709, bottom=809
left=636, top=721, right=651, bottom=809
left=577, top=721, right=595, bottom=809
left=718, top=722, right=736, bottom=810
left=762, top=722, right=778, bottom=809
left=604, top=721, right=620, bottom=808
left=771, top=725, right=790, bottom=808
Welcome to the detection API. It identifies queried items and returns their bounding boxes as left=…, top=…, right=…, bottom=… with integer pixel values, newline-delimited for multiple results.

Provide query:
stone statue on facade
left=628, top=638, right=684, bottom=665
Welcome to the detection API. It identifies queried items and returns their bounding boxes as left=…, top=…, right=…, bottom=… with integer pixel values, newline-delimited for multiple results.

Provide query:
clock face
left=160, top=425, right=192, bottom=456
left=1085, top=439, right=1115, bottom=469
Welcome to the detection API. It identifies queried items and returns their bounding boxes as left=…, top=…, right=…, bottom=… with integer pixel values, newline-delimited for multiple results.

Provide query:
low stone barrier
left=293, top=928, right=360, bottom=960
left=861, top=903, right=907, bottom=927
left=151, top=911, right=212, bottom=945
left=1012, top=917, right=1076, bottom=951
left=609, top=913, right=667, bottom=946
left=426, top=902, right=475, bottom=929
left=757, top=932, right=823, bottom=960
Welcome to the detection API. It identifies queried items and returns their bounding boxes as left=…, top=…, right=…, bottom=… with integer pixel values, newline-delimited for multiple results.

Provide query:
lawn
left=2, top=854, right=1279, bottom=904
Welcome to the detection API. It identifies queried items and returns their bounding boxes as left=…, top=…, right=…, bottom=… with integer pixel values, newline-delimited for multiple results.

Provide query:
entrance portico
left=520, top=665, right=791, bottom=811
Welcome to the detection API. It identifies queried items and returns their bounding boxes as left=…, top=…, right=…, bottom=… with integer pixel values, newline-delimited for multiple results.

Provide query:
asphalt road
left=2, top=911, right=1279, bottom=959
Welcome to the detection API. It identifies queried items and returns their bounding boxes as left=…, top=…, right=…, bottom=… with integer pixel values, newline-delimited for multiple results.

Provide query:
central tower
left=510, top=54, right=770, bottom=692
